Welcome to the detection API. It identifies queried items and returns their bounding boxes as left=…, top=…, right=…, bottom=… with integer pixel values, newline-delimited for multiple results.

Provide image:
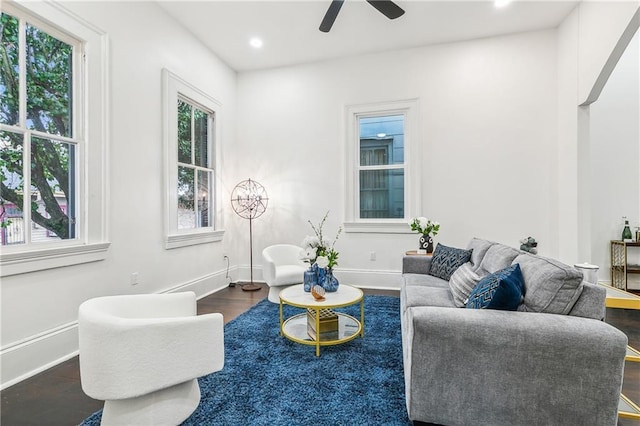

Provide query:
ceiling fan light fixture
left=320, top=0, right=405, bottom=33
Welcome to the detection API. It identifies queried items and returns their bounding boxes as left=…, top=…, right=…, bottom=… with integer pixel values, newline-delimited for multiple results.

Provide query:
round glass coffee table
left=279, top=284, right=364, bottom=356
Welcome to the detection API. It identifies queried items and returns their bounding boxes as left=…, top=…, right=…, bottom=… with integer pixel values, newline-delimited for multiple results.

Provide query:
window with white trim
left=0, top=2, right=109, bottom=276
left=163, top=69, right=223, bottom=249
left=344, top=99, right=421, bottom=233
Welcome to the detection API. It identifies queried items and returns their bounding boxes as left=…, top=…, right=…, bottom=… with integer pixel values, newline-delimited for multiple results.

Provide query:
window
left=1, top=12, right=77, bottom=245
left=359, top=115, right=405, bottom=219
left=177, top=99, right=213, bottom=230
left=344, top=99, right=421, bottom=233
left=163, top=69, right=223, bottom=249
left=0, top=2, right=108, bottom=276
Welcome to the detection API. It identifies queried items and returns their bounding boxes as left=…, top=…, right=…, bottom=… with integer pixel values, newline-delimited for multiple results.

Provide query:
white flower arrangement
left=300, top=211, right=342, bottom=269
left=299, top=246, right=318, bottom=263
left=409, top=217, right=440, bottom=236
left=315, top=256, right=330, bottom=269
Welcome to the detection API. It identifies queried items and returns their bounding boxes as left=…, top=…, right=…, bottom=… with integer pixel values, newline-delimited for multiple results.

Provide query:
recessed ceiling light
left=249, top=37, right=263, bottom=49
left=494, top=0, right=512, bottom=8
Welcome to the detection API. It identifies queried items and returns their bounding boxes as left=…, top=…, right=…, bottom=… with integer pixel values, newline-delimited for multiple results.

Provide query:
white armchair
left=262, top=244, right=308, bottom=303
left=78, top=292, right=224, bottom=426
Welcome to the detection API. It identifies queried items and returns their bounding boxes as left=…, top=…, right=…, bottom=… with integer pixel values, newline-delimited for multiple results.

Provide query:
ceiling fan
left=319, top=0, right=405, bottom=33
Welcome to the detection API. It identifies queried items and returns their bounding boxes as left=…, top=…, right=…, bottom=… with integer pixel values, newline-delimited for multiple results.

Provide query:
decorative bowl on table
left=311, top=285, right=326, bottom=301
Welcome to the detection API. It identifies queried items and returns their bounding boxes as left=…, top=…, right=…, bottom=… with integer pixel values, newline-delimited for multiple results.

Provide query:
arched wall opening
left=577, top=7, right=639, bottom=286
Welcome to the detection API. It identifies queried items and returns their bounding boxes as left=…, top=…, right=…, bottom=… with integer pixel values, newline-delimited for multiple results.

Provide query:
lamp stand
left=242, top=215, right=261, bottom=292
left=230, top=178, right=268, bottom=292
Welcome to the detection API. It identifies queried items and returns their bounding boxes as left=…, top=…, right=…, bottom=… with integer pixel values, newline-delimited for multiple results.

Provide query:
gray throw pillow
left=514, top=253, right=584, bottom=314
left=428, top=243, right=473, bottom=281
left=449, top=262, right=482, bottom=307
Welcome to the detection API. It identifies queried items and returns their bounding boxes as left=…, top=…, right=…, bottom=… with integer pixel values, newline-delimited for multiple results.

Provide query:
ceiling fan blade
left=366, top=0, right=405, bottom=20
left=320, top=0, right=345, bottom=33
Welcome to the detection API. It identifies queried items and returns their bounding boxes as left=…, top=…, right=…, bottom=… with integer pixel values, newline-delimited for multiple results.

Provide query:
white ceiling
left=157, top=0, right=579, bottom=72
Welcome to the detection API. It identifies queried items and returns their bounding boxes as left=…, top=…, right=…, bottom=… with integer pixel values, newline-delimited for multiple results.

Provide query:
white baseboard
left=0, top=268, right=233, bottom=390
left=333, top=267, right=402, bottom=290
left=0, top=322, right=79, bottom=390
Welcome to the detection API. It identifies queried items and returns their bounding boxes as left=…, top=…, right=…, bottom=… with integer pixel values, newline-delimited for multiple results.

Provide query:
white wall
left=590, top=30, right=640, bottom=286
left=235, top=30, right=558, bottom=281
left=0, top=1, right=237, bottom=388
left=556, top=1, right=639, bottom=265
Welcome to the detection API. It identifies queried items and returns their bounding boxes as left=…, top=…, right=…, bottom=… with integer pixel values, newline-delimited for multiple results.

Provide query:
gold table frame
left=279, top=284, right=364, bottom=356
left=601, top=283, right=640, bottom=420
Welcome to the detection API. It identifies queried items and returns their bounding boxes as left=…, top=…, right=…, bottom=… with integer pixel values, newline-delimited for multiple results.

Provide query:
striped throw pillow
left=449, top=262, right=482, bottom=307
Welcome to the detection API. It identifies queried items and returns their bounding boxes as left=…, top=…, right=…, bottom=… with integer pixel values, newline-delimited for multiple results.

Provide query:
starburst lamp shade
left=231, top=179, right=268, bottom=291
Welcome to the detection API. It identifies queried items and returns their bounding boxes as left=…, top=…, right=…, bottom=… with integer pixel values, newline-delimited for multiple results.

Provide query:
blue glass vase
left=316, top=266, right=327, bottom=289
left=303, top=265, right=317, bottom=292
left=320, top=268, right=340, bottom=292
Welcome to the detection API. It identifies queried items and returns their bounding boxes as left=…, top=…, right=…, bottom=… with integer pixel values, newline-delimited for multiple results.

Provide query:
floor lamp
left=231, top=178, right=268, bottom=291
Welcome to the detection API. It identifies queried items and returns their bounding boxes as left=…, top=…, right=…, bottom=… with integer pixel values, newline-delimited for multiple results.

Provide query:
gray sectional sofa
left=401, top=237, right=627, bottom=426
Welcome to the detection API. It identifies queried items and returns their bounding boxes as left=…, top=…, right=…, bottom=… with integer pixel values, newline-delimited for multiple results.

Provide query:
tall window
left=163, top=69, right=223, bottom=249
left=177, top=98, right=213, bottom=230
left=1, top=11, right=79, bottom=246
left=0, top=2, right=108, bottom=277
left=344, top=99, right=420, bottom=233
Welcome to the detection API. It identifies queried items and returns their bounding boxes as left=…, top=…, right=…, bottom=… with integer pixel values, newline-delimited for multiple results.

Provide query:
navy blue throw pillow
left=465, top=263, right=525, bottom=311
left=428, top=243, right=473, bottom=281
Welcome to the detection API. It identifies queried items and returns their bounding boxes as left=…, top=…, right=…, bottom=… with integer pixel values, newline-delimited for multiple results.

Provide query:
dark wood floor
left=1, top=283, right=638, bottom=426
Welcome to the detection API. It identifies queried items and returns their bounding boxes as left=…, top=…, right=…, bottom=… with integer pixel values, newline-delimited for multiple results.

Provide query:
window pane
left=177, top=166, right=195, bottom=229
left=25, top=24, right=73, bottom=137
left=31, top=136, right=76, bottom=240
left=359, top=169, right=404, bottom=219
left=197, top=170, right=211, bottom=228
left=194, top=108, right=208, bottom=167
left=178, top=100, right=192, bottom=164
left=0, top=13, right=20, bottom=126
left=1, top=130, right=25, bottom=245
left=359, top=115, right=404, bottom=166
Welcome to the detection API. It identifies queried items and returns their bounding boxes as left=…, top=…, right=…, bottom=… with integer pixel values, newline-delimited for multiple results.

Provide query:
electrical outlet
left=370, top=251, right=376, bottom=261
left=130, top=272, right=139, bottom=286
left=223, top=254, right=229, bottom=261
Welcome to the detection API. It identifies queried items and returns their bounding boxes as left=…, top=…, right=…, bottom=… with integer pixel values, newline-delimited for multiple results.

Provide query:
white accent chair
left=78, top=292, right=224, bottom=426
left=262, top=244, right=308, bottom=303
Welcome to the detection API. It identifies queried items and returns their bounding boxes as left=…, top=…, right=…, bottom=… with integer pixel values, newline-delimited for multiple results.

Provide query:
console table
left=611, top=240, right=640, bottom=291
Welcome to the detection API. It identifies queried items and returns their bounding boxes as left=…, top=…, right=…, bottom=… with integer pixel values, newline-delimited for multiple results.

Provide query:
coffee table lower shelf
left=281, top=312, right=362, bottom=356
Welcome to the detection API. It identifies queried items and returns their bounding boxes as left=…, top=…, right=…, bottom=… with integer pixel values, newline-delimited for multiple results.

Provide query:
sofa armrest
left=403, top=306, right=626, bottom=426
left=402, top=255, right=432, bottom=275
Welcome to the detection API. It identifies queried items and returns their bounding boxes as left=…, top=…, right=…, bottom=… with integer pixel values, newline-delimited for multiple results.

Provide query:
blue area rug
left=81, top=295, right=410, bottom=425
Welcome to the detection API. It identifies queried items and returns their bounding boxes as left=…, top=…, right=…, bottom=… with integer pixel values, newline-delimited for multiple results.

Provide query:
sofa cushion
left=404, top=273, right=450, bottom=289
left=449, top=262, right=483, bottom=307
left=466, top=238, right=496, bottom=268
left=428, top=243, right=473, bottom=281
left=401, top=285, right=456, bottom=313
left=465, top=263, right=524, bottom=310
left=514, top=253, right=584, bottom=315
left=478, top=244, right=521, bottom=275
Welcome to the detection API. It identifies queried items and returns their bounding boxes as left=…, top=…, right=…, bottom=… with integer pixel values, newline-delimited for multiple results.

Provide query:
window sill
left=0, top=242, right=111, bottom=277
left=343, top=221, right=414, bottom=234
left=165, top=229, right=225, bottom=249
